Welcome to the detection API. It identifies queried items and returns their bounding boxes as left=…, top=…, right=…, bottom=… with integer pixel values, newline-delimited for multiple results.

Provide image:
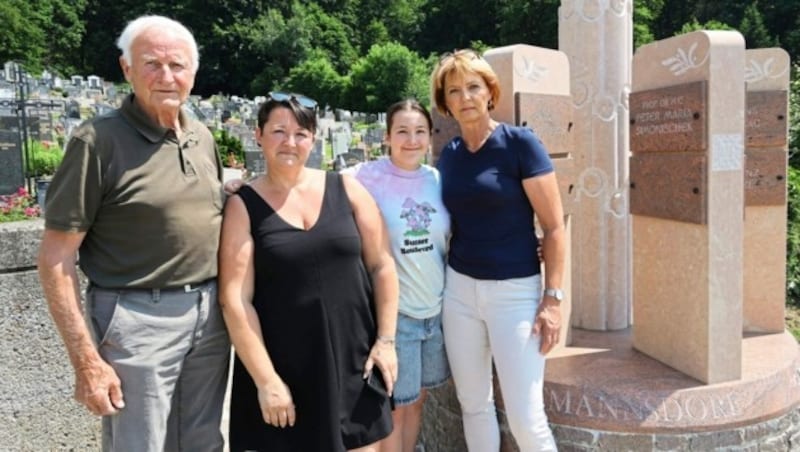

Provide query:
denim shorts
left=393, top=312, right=451, bottom=406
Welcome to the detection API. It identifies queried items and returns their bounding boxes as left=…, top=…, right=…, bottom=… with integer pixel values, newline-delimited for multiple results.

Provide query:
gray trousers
left=88, top=279, right=231, bottom=452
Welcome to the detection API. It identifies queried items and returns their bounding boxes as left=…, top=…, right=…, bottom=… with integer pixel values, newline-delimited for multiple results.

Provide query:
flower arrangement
left=0, top=187, right=41, bottom=223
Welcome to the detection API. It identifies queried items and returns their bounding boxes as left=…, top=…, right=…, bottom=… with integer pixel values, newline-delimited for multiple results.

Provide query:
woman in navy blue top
left=431, top=49, right=566, bottom=451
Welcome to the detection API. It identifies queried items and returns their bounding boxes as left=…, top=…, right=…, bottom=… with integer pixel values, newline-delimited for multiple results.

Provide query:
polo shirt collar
left=120, top=93, right=191, bottom=143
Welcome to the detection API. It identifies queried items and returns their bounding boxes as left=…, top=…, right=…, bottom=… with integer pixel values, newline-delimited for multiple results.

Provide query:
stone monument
left=425, top=8, right=800, bottom=452
left=630, top=30, right=745, bottom=384
left=545, top=30, right=799, bottom=450
left=743, top=48, right=790, bottom=334
left=558, top=0, right=633, bottom=331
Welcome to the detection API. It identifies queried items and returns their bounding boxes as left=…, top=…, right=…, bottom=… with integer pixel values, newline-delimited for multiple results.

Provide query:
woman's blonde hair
left=430, top=49, right=501, bottom=116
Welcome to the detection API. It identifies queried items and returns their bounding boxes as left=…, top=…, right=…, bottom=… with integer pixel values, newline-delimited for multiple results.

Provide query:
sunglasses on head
left=268, top=91, right=318, bottom=110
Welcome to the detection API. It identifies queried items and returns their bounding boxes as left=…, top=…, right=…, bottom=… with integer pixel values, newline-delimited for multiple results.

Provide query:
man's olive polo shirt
left=45, top=94, right=224, bottom=289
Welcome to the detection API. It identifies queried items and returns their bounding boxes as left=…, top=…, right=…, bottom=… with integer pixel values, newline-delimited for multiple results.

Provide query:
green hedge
left=788, top=165, right=800, bottom=307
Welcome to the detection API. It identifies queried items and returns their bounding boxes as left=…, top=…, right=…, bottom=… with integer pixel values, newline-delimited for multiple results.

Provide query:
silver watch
left=543, top=288, right=564, bottom=302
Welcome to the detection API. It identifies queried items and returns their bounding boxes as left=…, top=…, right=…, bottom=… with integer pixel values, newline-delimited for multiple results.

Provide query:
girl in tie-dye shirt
left=343, top=99, right=450, bottom=452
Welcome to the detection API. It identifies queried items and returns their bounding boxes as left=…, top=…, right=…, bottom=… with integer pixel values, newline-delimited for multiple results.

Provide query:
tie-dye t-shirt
left=343, top=158, right=450, bottom=319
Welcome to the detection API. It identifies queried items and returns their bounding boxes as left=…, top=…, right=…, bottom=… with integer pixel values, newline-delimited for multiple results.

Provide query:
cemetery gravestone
left=307, top=139, right=323, bottom=169
left=742, top=48, right=790, bottom=333
left=0, top=129, right=23, bottom=195
left=630, top=30, right=745, bottom=384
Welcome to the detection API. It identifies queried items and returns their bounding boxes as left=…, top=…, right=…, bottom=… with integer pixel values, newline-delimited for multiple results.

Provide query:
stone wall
left=0, top=220, right=101, bottom=450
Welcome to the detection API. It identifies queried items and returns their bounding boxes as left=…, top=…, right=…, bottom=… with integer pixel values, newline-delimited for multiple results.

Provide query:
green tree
left=496, top=0, right=559, bottom=50
left=282, top=52, right=346, bottom=109
left=738, top=2, right=777, bottom=48
left=676, top=17, right=735, bottom=35
left=761, top=1, right=800, bottom=68
left=650, top=0, right=695, bottom=40
left=633, top=0, right=664, bottom=50
left=293, top=2, right=358, bottom=74
left=342, top=42, right=429, bottom=113
left=416, top=0, right=499, bottom=54
left=0, top=0, right=46, bottom=73
left=38, top=0, right=87, bottom=75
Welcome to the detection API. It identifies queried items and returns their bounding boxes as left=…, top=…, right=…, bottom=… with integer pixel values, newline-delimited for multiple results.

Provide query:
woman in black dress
left=219, top=93, right=399, bottom=451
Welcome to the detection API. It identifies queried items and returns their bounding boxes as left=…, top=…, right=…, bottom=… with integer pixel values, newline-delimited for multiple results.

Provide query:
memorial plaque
left=744, top=148, right=786, bottom=206
left=0, top=130, right=23, bottom=195
left=630, top=153, right=707, bottom=224
left=515, top=93, right=573, bottom=156
left=630, top=80, right=708, bottom=154
left=745, top=90, right=788, bottom=149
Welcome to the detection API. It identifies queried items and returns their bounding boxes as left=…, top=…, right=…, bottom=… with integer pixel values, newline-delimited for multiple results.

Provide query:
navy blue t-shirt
left=437, top=123, right=554, bottom=280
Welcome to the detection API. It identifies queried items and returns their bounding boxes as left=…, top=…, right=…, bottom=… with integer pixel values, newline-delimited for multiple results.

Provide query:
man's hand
left=75, top=359, right=124, bottom=416
left=532, top=298, right=562, bottom=355
left=223, top=178, right=245, bottom=195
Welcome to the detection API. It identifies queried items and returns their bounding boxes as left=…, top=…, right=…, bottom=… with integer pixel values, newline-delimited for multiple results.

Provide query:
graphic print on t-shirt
left=399, top=197, right=436, bottom=254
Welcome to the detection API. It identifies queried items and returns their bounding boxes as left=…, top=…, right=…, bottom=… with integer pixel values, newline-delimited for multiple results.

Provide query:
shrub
left=787, top=166, right=800, bottom=307
left=213, top=129, right=245, bottom=169
left=27, top=140, right=63, bottom=177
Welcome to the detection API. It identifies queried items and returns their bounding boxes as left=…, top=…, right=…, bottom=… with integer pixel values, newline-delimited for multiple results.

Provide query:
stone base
left=421, top=328, right=800, bottom=451
left=546, top=328, right=800, bottom=450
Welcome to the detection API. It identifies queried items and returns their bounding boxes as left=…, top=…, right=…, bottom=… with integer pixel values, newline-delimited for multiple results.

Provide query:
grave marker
left=631, top=31, right=745, bottom=384
left=742, top=48, right=790, bottom=333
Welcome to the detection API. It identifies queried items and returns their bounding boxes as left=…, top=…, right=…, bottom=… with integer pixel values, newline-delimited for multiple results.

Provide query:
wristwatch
left=543, top=288, right=564, bottom=302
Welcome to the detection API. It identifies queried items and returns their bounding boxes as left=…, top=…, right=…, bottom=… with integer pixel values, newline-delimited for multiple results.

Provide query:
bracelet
left=376, top=335, right=395, bottom=345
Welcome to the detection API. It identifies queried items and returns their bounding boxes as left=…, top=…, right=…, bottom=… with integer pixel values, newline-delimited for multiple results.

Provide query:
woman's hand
left=363, top=339, right=398, bottom=395
left=533, top=298, right=562, bottom=355
left=257, top=378, right=296, bottom=428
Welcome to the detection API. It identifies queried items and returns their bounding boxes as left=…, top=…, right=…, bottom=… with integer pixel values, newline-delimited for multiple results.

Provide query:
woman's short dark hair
left=257, top=98, right=317, bottom=134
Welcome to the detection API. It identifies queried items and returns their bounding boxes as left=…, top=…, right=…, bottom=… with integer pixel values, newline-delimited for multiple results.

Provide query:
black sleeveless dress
left=229, top=172, right=393, bottom=451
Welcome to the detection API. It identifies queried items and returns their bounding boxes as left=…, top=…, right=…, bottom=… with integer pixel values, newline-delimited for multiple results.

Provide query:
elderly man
left=37, top=15, right=230, bottom=451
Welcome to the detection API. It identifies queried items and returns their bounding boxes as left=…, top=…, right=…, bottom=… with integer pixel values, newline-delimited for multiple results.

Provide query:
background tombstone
left=630, top=30, right=745, bottom=384
left=0, top=101, right=24, bottom=195
left=244, top=151, right=265, bottom=176
left=559, top=0, right=633, bottom=332
left=307, top=139, right=323, bottom=169
left=742, top=48, right=790, bottom=333
left=0, top=129, right=23, bottom=195
left=331, top=129, right=350, bottom=158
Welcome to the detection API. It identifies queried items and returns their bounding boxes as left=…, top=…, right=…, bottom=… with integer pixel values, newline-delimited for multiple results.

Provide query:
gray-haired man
left=37, top=15, right=230, bottom=451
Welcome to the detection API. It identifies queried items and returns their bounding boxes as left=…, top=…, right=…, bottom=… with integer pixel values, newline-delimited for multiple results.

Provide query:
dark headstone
left=0, top=130, right=23, bottom=195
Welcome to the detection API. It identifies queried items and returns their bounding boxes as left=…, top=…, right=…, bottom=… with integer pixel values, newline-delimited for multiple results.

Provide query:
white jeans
left=442, top=266, right=557, bottom=452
